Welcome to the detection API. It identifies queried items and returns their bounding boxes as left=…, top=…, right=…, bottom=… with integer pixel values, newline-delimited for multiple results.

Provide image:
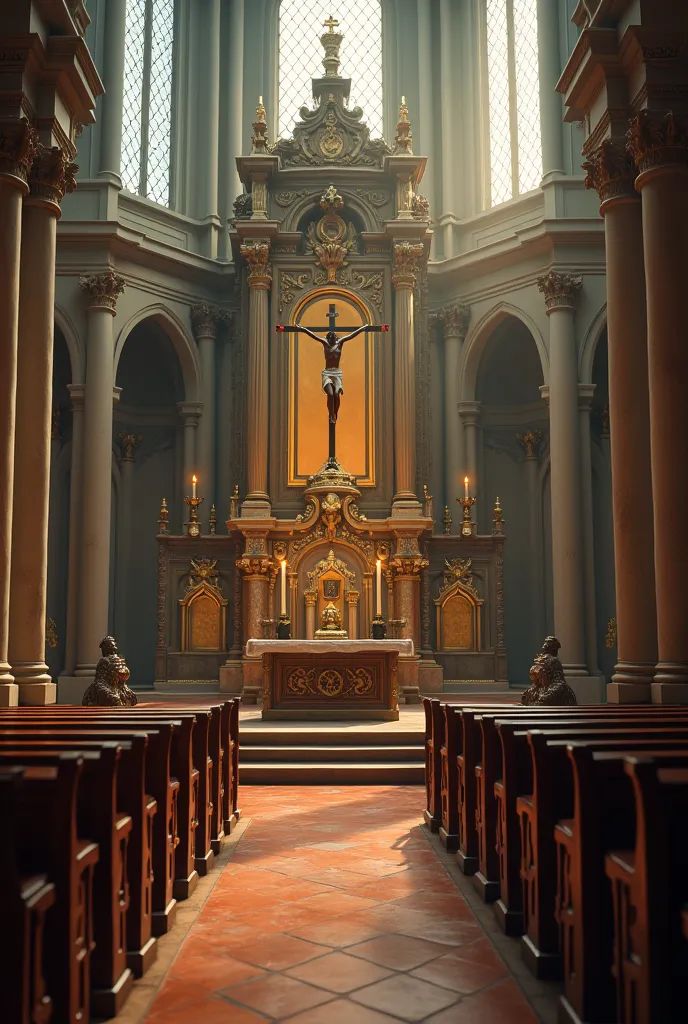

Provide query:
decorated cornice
left=583, top=139, right=637, bottom=205
left=627, top=109, right=688, bottom=176
left=79, top=269, right=125, bottom=312
left=391, top=242, right=425, bottom=290
left=430, top=303, right=470, bottom=339
left=0, top=118, right=39, bottom=185
left=191, top=302, right=230, bottom=339
left=28, top=145, right=78, bottom=207
left=537, top=270, right=582, bottom=312
left=240, top=240, right=272, bottom=289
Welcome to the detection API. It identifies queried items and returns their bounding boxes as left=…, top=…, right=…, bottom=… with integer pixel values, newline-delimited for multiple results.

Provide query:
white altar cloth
left=246, top=639, right=414, bottom=657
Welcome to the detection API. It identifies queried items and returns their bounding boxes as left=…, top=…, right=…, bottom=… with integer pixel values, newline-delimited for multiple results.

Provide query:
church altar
left=247, top=639, right=413, bottom=719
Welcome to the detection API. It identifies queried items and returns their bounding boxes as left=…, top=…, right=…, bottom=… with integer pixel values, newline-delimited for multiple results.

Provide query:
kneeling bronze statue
left=521, top=636, right=577, bottom=706
left=82, top=635, right=137, bottom=706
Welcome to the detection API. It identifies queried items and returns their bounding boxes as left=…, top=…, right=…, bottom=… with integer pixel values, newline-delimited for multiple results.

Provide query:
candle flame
left=464, top=476, right=468, bottom=485
left=192, top=474, right=197, bottom=484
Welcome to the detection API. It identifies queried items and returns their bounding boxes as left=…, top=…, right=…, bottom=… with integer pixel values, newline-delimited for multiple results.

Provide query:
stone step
left=240, top=762, right=424, bottom=785
left=240, top=728, right=423, bottom=748
left=240, top=744, right=423, bottom=764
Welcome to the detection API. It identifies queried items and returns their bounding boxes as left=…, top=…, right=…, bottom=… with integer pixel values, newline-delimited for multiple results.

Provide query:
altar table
left=245, top=639, right=414, bottom=720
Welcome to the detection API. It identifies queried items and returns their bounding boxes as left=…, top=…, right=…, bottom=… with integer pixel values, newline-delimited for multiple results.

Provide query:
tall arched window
left=484, top=0, right=542, bottom=207
left=121, top=0, right=175, bottom=206
left=278, top=1, right=383, bottom=140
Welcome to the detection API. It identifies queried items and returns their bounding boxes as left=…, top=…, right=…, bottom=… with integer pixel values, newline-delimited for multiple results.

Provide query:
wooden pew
left=0, top=742, right=134, bottom=1016
left=557, top=742, right=688, bottom=1024
left=439, top=704, right=462, bottom=851
left=518, top=722, right=688, bottom=979
left=605, top=759, right=688, bottom=1024
left=8, top=753, right=100, bottom=1024
left=0, top=766, right=56, bottom=1024
left=423, top=697, right=445, bottom=831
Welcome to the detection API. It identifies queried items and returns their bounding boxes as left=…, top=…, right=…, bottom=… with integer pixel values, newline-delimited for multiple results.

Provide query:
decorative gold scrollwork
left=317, top=669, right=344, bottom=696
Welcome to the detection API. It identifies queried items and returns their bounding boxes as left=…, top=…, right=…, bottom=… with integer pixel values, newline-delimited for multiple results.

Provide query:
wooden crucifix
left=276, top=302, right=389, bottom=464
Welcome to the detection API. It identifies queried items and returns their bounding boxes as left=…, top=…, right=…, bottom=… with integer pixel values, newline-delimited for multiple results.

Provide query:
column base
left=18, top=681, right=56, bottom=705
left=651, top=682, right=688, bottom=704
left=57, top=675, right=92, bottom=704
left=11, top=663, right=53, bottom=687
left=219, top=659, right=243, bottom=694
left=607, top=681, right=652, bottom=704
left=0, top=682, right=19, bottom=706
left=653, top=662, right=688, bottom=687
left=241, top=497, right=271, bottom=518
left=391, top=497, right=422, bottom=517
left=612, top=662, right=656, bottom=688
left=418, top=660, right=444, bottom=694
left=563, top=672, right=606, bottom=704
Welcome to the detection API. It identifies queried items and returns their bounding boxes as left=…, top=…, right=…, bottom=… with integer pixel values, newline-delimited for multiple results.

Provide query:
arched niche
left=179, top=581, right=228, bottom=652
left=114, top=305, right=201, bottom=403
left=434, top=581, right=483, bottom=651
left=460, top=302, right=548, bottom=403
left=292, top=539, right=371, bottom=640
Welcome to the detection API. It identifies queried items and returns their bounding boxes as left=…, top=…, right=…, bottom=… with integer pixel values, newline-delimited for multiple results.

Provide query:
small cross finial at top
left=323, top=14, right=339, bottom=32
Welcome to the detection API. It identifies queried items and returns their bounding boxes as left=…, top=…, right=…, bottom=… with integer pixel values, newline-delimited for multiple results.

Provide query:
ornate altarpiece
left=153, top=21, right=507, bottom=694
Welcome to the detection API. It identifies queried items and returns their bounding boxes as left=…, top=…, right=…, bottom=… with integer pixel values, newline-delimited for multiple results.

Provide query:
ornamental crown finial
left=321, top=14, right=343, bottom=77
left=251, top=95, right=270, bottom=154
left=393, top=96, right=413, bottom=154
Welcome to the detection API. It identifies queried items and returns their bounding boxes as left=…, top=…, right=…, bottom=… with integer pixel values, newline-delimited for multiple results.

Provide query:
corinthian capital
left=79, top=269, right=126, bottom=313
left=627, top=110, right=688, bottom=176
left=392, top=242, right=425, bottom=289
left=191, top=302, right=231, bottom=339
left=431, top=303, right=470, bottom=339
left=537, top=270, right=582, bottom=312
left=240, top=240, right=272, bottom=289
left=28, top=145, right=78, bottom=207
left=0, top=118, right=40, bottom=184
left=583, top=140, right=637, bottom=205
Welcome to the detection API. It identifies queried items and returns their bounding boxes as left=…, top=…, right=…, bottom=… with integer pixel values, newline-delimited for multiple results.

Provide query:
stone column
left=346, top=592, right=359, bottom=640
left=0, top=120, right=38, bottom=707
left=439, top=0, right=455, bottom=258
left=177, top=401, right=202, bottom=505
left=578, top=385, right=601, bottom=678
left=305, top=592, right=316, bottom=641
left=98, top=0, right=127, bottom=183
left=240, top=241, right=272, bottom=512
left=9, top=147, right=76, bottom=704
left=191, top=305, right=227, bottom=510
left=73, top=271, right=125, bottom=682
left=392, top=243, right=425, bottom=509
left=584, top=140, right=657, bottom=701
left=198, top=0, right=222, bottom=256
left=62, top=384, right=85, bottom=677
left=517, top=430, right=544, bottom=651
left=628, top=112, right=688, bottom=700
left=536, top=0, right=564, bottom=182
left=459, top=401, right=481, bottom=491
left=416, top=0, right=435, bottom=252
left=227, top=0, right=245, bottom=217
left=434, top=304, right=470, bottom=528
left=114, top=433, right=141, bottom=656
left=537, top=272, right=593, bottom=691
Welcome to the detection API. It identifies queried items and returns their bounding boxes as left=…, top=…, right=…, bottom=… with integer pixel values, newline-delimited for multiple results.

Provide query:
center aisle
left=143, top=786, right=540, bottom=1023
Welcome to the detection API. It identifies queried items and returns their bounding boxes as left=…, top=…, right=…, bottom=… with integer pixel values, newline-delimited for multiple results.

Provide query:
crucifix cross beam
left=275, top=302, right=390, bottom=464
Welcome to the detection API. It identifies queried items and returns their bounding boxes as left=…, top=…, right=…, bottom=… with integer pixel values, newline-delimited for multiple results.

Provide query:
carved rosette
left=627, top=110, right=688, bottom=176
left=583, top=139, right=637, bottom=205
left=0, top=118, right=40, bottom=185
left=191, top=302, right=230, bottom=340
left=392, top=242, right=425, bottom=290
left=79, top=270, right=126, bottom=313
left=27, top=145, right=78, bottom=208
left=240, top=240, right=272, bottom=290
left=536, top=270, right=582, bottom=313
left=431, top=303, right=470, bottom=340
left=517, top=429, right=543, bottom=460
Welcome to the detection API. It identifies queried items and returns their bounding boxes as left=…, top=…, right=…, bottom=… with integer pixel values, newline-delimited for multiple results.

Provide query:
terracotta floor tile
left=350, top=974, right=459, bottom=1022
left=284, top=916, right=386, bottom=948
left=145, top=990, right=267, bottom=1023
left=286, top=950, right=392, bottom=993
left=347, top=933, right=450, bottom=970
left=228, top=933, right=330, bottom=970
left=221, top=973, right=333, bottom=1017
left=283, top=998, right=402, bottom=1023
left=423, top=978, right=540, bottom=1023
left=298, top=891, right=382, bottom=916
left=410, top=941, right=508, bottom=994
left=165, top=953, right=266, bottom=990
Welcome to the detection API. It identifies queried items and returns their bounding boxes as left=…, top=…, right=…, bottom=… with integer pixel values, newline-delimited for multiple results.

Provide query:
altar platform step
left=239, top=720, right=425, bottom=784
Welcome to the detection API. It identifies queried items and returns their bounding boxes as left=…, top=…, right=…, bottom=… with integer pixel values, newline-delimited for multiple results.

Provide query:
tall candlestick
left=192, top=474, right=197, bottom=499
left=376, top=559, right=382, bottom=617
left=464, top=475, right=469, bottom=499
left=280, top=560, right=287, bottom=617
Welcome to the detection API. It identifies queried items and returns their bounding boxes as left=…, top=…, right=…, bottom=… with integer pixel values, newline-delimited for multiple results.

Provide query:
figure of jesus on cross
left=276, top=302, right=389, bottom=464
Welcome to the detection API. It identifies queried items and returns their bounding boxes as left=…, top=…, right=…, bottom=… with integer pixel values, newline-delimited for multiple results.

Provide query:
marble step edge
left=240, top=729, right=423, bottom=746
left=240, top=745, right=423, bottom=763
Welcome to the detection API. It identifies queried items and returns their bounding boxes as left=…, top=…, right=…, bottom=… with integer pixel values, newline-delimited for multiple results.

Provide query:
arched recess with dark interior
left=475, top=316, right=550, bottom=684
left=114, top=318, right=185, bottom=685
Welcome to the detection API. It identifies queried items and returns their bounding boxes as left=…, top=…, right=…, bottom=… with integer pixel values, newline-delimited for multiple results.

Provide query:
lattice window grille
left=485, top=0, right=542, bottom=207
left=278, top=0, right=383, bottom=141
left=121, top=0, right=175, bottom=206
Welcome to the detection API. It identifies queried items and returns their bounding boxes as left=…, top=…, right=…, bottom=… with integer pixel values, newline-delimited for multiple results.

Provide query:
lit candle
left=376, top=559, right=382, bottom=617
left=192, top=474, right=197, bottom=499
left=280, top=560, right=287, bottom=617
left=464, top=475, right=469, bottom=499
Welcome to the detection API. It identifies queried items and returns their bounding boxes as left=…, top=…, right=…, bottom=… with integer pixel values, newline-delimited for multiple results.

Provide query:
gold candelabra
left=457, top=495, right=476, bottom=537
left=185, top=494, right=204, bottom=537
